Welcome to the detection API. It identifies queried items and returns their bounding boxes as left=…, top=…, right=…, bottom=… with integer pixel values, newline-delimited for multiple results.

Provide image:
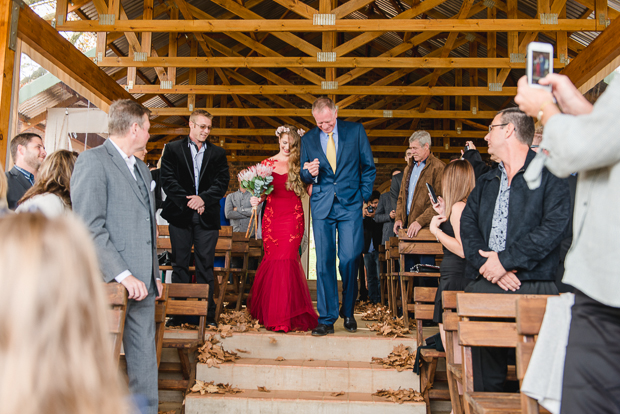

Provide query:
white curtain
left=44, top=108, right=108, bottom=153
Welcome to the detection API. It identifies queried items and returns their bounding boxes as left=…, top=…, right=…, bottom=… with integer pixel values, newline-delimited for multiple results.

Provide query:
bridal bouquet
left=237, top=160, right=275, bottom=237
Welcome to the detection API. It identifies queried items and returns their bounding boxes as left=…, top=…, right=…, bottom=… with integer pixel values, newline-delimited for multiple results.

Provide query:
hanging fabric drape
left=44, top=108, right=108, bottom=153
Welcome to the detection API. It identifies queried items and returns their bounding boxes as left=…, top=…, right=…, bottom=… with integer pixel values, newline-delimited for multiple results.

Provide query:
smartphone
left=464, top=144, right=470, bottom=151
left=426, top=183, right=438, bottom=204
left=527, top=42, right=553, bottom=92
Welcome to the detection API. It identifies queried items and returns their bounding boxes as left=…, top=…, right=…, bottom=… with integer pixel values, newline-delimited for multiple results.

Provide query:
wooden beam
left=17, top=6, right=132, bottom=111
left=332, top=0, right=375, bottom=18
left=270, top=0, right=318, bottom=19
left=57, top=19, right=600, bottom=33
left=128, top=85, right=517, bottom=95
left=147, top=107, right=497, bottom=118
left=20, top=95, right=82, bottom=132
left=0, top=0, right=16, bottom=167
left=561, top=12, right=620, bottom=89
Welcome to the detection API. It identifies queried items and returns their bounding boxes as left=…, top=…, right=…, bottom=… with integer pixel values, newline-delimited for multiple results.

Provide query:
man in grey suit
left=71, top=100, right=162, bottom=414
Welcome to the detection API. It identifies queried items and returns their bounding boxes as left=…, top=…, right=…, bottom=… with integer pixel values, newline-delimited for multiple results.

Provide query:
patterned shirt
left=14, top=165, right=35, bottom=186
left=488, top=162, right=510, bottom=252
left=189, top=140, right=205, bottom=195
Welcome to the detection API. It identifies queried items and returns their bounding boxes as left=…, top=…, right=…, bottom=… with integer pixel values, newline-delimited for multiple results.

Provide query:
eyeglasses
left=488, top=123, right=508, bottom=132
left=192, top=123, right=211, bottom=130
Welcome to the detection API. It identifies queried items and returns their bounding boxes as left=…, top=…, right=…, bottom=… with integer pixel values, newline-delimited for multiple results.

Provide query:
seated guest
left=225, top=175, right=260, bottom=238
left=16, top=150, right=78, bottom=217
left=428, top=160, right=476, bottom=350
left=363, top=190, right=382, bottom=304
left=374, top=168, right=402, bottom=246
left=5, top=133, right=47, bottom=209
left=0, top=213, right=130, bottom=414
left=460, top=107, right=570, bottom=392
left=0, top=163, right=9, bottom=216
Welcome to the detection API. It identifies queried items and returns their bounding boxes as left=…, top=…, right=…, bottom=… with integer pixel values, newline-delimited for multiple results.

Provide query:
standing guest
left=300, top=97, right=376, bottom=336
left=515, top=73, right=620, bottom=413
left=0, top=163, right=9, bottom=216
left=249, top=125, right=318, bottom=332
left=363, top=190, right=382, bottom=304
left=393, top=131, right=445, bottom=277
left=0, top=213, right=130, bottom=414
left=391, top=149, right=413, bottom=199
left=225, top=176, right=261, bottom=237
left=5, top=133, right=47, bottom=210
left=160, top=109, right=229, bottom=326
left=427, top=160, right=476, bottom=350
left=16, top=150, right=77, bottom=217
left=71, top=99, right=161, bottom=413
left=460, top=107, right=570, bottom=392
left=375, top=167, right=402, bottom=245
left=462, top=141, right=501, bottom=179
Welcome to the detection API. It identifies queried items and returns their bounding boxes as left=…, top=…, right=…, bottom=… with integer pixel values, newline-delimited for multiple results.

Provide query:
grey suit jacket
left=532, top=76, right=620, bottom=308
left=71, top=139, right=158, bottom=287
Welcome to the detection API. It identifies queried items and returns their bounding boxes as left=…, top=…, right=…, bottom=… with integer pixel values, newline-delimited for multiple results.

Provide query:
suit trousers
left=465, top=277, right=558, bottom=392
left=313, top=197, right=364, bottom=325
left=169, top=211, right=218, bottom=319
left=124, top=281, right=158, bottom=414
left=561, top=290, right=620, bottom=414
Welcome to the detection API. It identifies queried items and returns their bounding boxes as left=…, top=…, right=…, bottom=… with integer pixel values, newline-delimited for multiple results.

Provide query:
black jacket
left=460, top=150, right=571, bottom=282
left=363, top=215, right=383, bottom=254
left=5, top=166, right=32, bottom=210
left=150, top=168, right=163, bottom=210
left=462, top=149, right=497, bottom=180
left=160, top=137, right=230, bottom=229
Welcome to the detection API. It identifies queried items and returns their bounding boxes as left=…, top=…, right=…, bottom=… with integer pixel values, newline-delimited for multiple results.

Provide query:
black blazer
left=160, top=137, right=230, bottom=229
left=5, top=166, right=33, bottom=210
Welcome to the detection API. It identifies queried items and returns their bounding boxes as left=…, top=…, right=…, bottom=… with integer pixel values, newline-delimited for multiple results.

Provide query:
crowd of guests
left=1, top=71, right=618, bottom=414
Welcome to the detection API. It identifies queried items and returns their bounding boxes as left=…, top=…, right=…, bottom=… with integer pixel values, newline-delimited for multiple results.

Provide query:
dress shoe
left=312, top=323, right=335, bottom=336
left=342, top=317, right=357, bottom=333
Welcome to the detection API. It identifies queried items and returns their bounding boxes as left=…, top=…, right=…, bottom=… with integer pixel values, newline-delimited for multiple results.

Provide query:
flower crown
left=275, top=126, right=306, bottom=137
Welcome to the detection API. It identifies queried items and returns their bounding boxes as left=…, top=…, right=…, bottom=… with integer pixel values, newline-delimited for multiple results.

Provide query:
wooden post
left=487, top=6, right=497, bottom=87
left=55, top=0, right=68, bottom=26
left=469, top=40, right=478, bottom=114
left=0, top=0, right=18, bottom=168
left=168, top=7, right=178, bottom=86
left=188, top=37, right=197, bottom=111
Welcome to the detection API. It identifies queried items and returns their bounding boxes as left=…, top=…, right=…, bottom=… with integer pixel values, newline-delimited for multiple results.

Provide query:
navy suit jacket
left=300, top=120, right=376, bottom=220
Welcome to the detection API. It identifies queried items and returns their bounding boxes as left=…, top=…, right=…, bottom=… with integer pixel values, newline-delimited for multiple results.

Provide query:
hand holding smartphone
left=426, top=183, right=438, bottom=204
left=527, top=42, right=554, bottom=92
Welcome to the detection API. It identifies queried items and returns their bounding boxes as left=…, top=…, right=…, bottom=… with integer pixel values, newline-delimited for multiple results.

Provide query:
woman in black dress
left=428, top=160, right=476, bottom=351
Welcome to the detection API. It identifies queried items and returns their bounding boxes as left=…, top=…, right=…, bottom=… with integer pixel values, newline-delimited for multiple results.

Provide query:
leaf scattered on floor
left=257, top=386, right=270, bottom=393
left=158, top=410, right=178, bottom=414
left=372, top=388, right=424, bottom=404
left=307, top=358, right=314, bottom=361
left=165, top=321, right=198, bottom=330
left=206, top=309, right=262, bottom=338
left=197, top=334, right=240, bottom=368
left=236, top=349, right=250, bottom=353
left=275, top=356, right=285, bottom=361
left=371, top=344, right=416, bottom=372
left=366, top=316, right=412, bottom=338
left=269, top=337, right=277, bottom=344
left=190, top=380, right=243, bottom=395
left=354, top=301, right=392, bottom=321
left=331, top=391, right=345, bottom=397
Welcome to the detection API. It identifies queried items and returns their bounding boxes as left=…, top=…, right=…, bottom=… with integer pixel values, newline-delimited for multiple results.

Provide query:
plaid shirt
left=14, top=165, right=35, bottom=186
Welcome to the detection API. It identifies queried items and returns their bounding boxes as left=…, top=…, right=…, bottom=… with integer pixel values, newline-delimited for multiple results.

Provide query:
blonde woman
left=0, top=213, right=129, bottom=414
left=16, top=150, right=78, bottom=217
left=0, top=163, right=9, bottom=216
left=248, top=125, right=319, bottom=332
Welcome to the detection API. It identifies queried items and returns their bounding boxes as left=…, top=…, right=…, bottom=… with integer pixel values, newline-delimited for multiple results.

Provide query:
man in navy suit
left=300, top=97, right=376, bottom=336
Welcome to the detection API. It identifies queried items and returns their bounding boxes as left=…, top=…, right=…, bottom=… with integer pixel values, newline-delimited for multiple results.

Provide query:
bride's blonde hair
left=0, top=213, right=130, bottom=414
left=277, top=125, right=306, bottom=198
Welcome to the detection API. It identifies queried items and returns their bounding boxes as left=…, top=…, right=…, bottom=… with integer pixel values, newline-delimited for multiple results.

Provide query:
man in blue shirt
left=5, top=133, right=47, bottom=209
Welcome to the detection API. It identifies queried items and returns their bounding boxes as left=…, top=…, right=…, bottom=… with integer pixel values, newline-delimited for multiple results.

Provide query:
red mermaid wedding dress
left=248, top=172, right=318, bottom=332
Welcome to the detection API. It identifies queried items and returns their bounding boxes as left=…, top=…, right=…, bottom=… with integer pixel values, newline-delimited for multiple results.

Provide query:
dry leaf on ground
left=190, top=380, right=243, bottom=395
left=275, top=356, right=285, bottom=361
left=373, top=388, right=424, bottom=404
left=307, top=358, right=314, bottom=361
left=236, top=349, right=250, bottom=354
left=354, top=301, right=394, bottom=322
left=197, top=334, right=240, bottom=368
left=257, top=386, right=270, bottom=393
left=366, top=316, right=412, bottom=338
left=269, top=337, right=277, bottom=344
left=371, top=344, right=416, bottom=372
left=165, top=322, right=198, bottom=330
left=331, top=391, right=345, bottom=397
left=158, top=411, right=178, bottom=414
left=206, top=309, right=262, bottom=337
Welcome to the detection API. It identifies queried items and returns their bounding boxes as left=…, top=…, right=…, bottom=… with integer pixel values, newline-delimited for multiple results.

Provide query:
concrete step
left=197, top=358, right=419, bottom=393
left=185, top=389, right=426, bottom=414
left=217, top=325, right=416, bottom=362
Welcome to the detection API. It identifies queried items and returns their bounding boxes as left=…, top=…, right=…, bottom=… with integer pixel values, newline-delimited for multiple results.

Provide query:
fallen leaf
left=236, top=349, right=250, bottom=354
left=372, top=388, right=423, bottom=404
left=257, top=386, right=271, bottom=393
left=331, top=391, right=345, bottom=397
left=366, top=316, right=412, bottom=338
left=371, top=344, right=416, bottom=371
left=307, top=358, right=314, bottom=362
left=190, top=380, right=243, bottom=395
left=205, top=309, right=263, bottom=337
left=275, top=356, right=285, bottom=361
left=197, top=334, right=240, bottom=368
left=269, top=337, right=277, bottom=344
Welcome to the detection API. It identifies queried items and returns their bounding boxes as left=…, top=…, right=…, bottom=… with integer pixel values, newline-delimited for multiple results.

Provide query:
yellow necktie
left=326, top=132, right=337, bottom=173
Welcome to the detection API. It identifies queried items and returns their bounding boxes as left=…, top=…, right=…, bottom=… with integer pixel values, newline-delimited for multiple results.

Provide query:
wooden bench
left=414, top=286, right=449, bottom=414
left=442, top=290, right=464, bottom=414
left=105, top=283, right=128, bottom=364
left=457, top=293, right=551, bottom=414
left=386, top=237, right=400, bottom=316
left=213, top=229, right=249, bottom=319
left=378, top=244, right=388, bottom=306
left=398, top=228, right=443, bottom=329
left=155, top=283, right=169, bottom=367
left=158, top=283, right=209, bottom=395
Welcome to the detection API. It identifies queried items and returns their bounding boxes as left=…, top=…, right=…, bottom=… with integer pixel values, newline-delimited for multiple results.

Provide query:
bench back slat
left=442, top=290, right=459, bottom=310
left=516, top=297, right=548, bottom=336
left=105, top=283, right=127, bottom=306
left=168, top=284, right=209, bottom=299
left=414, top=304, right=435, bottom=321
left=458, top=321, right=519, bottom=347
left=414, top=287, right=437, bottom=303
left=167, top=301, right=209, bottom=316
left=399, top=241, right=444, bottom=255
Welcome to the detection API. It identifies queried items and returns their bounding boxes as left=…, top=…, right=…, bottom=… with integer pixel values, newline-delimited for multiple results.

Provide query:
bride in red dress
left=248, top=125, right=319, bottom=332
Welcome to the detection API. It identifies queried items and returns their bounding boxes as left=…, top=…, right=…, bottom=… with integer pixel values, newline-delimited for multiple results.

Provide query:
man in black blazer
left=160, top=110, right=229, bottom=324
left=5, top=133, right=47, bottom=209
